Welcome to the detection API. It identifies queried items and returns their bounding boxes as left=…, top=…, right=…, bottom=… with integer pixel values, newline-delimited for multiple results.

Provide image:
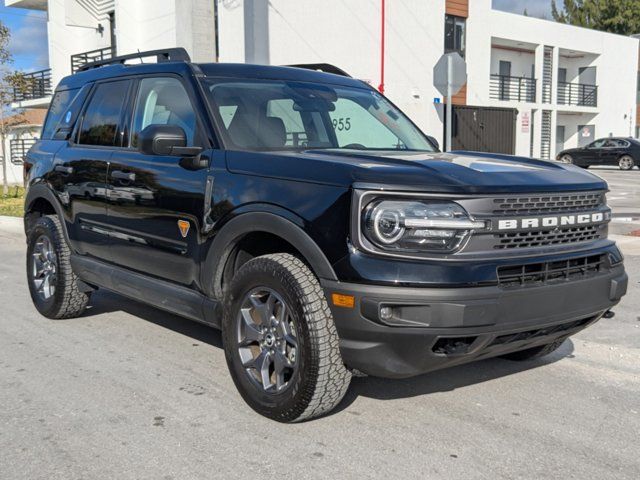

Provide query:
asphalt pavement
left=1, top=167, right=639, bottom=479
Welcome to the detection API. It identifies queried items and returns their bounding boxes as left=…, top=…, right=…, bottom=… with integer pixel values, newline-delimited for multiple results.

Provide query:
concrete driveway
left=1, top=170, right=639, bottom=479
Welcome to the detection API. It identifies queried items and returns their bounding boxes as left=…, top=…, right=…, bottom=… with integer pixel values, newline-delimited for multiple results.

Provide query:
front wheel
left=26, top=215, right=90, bottom=319
left=619, top=155, right=635, bottom=171
left=560, top=154, right=573, bottom=164
left=223, top=253, right=351, bottom=422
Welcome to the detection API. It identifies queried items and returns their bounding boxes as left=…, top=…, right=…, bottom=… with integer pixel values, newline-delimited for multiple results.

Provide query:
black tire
left=560, top=154, right=573, bottom=164
left=223, top=253, right=351, bottom=422
left=26, top=215, right=90, bottom=319
left=618, top=155, right=635, bottom=171
left=500, top=339, right=564, bottom=361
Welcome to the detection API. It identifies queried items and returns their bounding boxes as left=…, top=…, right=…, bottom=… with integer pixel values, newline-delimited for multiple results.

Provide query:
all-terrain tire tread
left=31, top=215, right=89, bottom=319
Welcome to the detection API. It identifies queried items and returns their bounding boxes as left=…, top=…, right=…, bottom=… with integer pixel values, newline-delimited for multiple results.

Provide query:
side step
left=70, top=255, right=221, bottom=329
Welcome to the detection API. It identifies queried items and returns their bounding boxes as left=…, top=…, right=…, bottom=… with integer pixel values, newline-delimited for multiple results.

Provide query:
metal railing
left=12, top=69, right=52, bottom=102
left=557, top=81, right=598, bottom=107
left=71, top=46, right=115, bottom=73
left=9, top=138, right=37, bottom=165
left=489, top=75, right=537, bottom=103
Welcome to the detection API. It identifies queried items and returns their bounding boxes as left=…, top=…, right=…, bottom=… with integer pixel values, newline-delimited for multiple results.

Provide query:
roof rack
left=287, top=63, right=352, bottom=78
left=78, top=48, right=191, bottom=72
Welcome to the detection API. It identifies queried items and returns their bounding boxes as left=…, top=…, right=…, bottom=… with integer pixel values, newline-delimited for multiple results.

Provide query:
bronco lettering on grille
left=496, top=212, right=605, bottom=231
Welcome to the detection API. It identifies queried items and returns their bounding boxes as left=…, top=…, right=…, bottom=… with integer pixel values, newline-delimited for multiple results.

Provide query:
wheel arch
left=24, top=184, right=69, bottom=243
left=203, top=211, right=338, bottom=299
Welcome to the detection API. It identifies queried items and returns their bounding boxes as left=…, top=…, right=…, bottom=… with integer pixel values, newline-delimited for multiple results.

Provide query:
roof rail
left=287, top=63, right=352, bottom=78
left=77, top=48, right=191, bottom=72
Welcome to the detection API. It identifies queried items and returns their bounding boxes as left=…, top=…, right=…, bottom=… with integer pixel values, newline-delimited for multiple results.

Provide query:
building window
left=444, top=15, right=466, bottom=57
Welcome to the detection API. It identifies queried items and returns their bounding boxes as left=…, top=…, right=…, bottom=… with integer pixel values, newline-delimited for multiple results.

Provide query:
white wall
left=47, top=0, right=216, bottom=88
left=490, top=47, right=535, bottom=78
left=217, top=0, right=447, bottom=144
left=1, top=126, right=40, bottom=186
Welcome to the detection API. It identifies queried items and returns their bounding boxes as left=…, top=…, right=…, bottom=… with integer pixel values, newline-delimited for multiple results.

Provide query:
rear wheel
left=26, top=215, right=90, bottom=319
left=500, top=339, right=564, bottom=361
left=223, top=253, right=351, bottom=422
left=619, top=155, right=635, bottom=171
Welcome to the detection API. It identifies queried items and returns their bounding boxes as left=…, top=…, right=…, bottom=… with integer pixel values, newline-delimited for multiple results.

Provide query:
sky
left=0, top=2, right=49, bottom=72
left=492, top=0, right=554, bottom=19
left=0, top=0, right=555, bottom=74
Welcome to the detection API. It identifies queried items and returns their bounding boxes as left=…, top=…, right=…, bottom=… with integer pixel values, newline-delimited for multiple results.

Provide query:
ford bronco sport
left=24, top=48, right=628, bottom=422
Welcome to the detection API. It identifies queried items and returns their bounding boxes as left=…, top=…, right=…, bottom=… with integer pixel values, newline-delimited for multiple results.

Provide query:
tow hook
left=603, top=310, right=615, bottom=319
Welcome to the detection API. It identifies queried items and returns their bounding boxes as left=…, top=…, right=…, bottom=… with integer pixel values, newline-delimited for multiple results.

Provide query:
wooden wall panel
left=452, top=83, right=467, bottom=105
left=446, top=0, right=468, bottom=18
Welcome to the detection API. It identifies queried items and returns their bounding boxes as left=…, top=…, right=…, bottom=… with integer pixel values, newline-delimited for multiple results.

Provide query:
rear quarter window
left=41, top=88, right=80, bottom=140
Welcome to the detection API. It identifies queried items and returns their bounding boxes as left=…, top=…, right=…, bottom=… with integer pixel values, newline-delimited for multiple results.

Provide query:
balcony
left=9, top=138, right=37, bottom=165
left=12, top=69, right=52, bottom=102
left=71, top=46, right=115, bottom=73
left=557, top=82, right=598, bottom=107
left=489, top=75, right=537, bottom=103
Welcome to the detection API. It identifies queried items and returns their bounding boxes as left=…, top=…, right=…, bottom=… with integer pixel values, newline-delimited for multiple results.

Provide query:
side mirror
left=138, top=124, right=202, bottom=157
left=426, top=135, right=440, bottom=151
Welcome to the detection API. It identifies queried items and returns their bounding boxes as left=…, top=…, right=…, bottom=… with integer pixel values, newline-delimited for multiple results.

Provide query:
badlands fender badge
left=177, top=220, right=190, bottom=238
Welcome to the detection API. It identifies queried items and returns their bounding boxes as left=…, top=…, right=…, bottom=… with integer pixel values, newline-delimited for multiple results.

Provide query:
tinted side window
left=131, top=77, right=197, bottom=147
left=41, top=88, right=79, bottom=140
left=78, top=81, right=130, bottom=146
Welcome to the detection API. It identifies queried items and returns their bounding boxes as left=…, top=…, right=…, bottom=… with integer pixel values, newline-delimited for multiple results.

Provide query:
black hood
left=227, top=149, right=608, bottom=194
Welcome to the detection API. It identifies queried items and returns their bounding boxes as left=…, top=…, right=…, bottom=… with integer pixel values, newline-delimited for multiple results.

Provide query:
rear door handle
left=54, top=165, right=73, bottom=174
left=111, top=170, right=136, bottom=181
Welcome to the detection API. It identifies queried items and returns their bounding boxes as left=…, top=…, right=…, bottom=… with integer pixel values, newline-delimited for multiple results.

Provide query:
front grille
left=492, top=192, right=604, bottom=216
left=488, top=316, right=595, bottom=347
left=497, top=254, right=605, bottom=288
left=494, top=225, right=601, bottom=250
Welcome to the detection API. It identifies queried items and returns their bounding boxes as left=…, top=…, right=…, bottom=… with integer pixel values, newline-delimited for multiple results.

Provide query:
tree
left=551, top=0, right=640, bottom=35
left=1, top=20, right=33, bottom=194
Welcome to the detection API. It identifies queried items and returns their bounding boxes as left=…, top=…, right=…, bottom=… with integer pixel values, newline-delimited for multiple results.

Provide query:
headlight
left=362, top=199, right=486, bottom=253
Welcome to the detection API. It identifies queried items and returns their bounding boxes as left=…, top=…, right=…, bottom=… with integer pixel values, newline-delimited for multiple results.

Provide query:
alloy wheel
left=236, top=288, right=299, bottom=393
left=31, top=235, right=57, bottom=301
left=619, top=156, right=634, bottom=170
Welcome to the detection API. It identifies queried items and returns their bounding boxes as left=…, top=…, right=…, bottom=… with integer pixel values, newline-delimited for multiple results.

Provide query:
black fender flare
left=202, top=211, right=338, bottom=299
left=24, top=183, right=71, bottom=244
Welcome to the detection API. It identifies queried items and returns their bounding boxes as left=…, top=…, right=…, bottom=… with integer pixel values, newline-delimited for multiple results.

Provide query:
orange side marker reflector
left=332, top=293, right=355, bottom=308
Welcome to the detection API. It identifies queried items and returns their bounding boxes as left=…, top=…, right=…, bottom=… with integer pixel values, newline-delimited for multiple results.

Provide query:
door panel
left=106, top=151, right=213, bottom=285
left=106, top=75, right=211, bottom=286
left=48, top=147, right=112, bottom=260
left=47, top=79, right=131, bottom=261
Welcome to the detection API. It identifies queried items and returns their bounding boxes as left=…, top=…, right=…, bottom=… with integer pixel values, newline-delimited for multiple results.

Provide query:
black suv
left=25, top=49, right=627, bottom=422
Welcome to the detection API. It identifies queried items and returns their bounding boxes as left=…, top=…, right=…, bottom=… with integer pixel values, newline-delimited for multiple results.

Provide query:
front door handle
left=111, top=170, right=136, bottom=181
left=54, top=165, right=73, bottom=174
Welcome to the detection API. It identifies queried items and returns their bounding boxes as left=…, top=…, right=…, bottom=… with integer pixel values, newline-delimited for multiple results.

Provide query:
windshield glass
left=202, top=78, right=435, bottom=152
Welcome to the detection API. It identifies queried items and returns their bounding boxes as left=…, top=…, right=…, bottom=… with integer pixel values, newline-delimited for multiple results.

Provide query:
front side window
left=131, top=77, right=197, bottom=147
left=203, top=79, right=434, bottom=152
left=444, top=15, right=466, bottom=57
left=78, top=81, right=129, bottom=146
left=589, top=139, right=606, bottom=148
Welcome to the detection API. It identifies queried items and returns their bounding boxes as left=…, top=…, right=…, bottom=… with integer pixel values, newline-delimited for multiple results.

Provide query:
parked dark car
left=24, top=48, right=627, bottom=422
left=557, top=137, right=640, bottom=170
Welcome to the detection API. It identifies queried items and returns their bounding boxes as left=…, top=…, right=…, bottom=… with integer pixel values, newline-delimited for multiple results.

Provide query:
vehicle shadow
left=84, top=289, right=575, bottom=415
left=84, top=289, right=224, bottom=349
left=333, top=340, right=575, bottom=414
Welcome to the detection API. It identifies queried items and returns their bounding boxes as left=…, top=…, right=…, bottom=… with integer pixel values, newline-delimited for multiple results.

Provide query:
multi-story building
left=8, top=0, right=639, bottom=161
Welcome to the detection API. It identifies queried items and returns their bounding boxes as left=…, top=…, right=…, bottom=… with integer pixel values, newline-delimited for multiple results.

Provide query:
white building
left=7, top=0, right=640, bottom=160
left=1, top=110, right=45, bottom=186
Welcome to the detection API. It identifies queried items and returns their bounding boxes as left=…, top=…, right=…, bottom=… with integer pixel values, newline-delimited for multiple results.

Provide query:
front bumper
left=322, top=264, right=627, bottom=378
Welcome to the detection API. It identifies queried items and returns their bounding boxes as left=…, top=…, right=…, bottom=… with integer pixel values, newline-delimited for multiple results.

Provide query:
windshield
left=202, top=78, right=435, bottom=152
